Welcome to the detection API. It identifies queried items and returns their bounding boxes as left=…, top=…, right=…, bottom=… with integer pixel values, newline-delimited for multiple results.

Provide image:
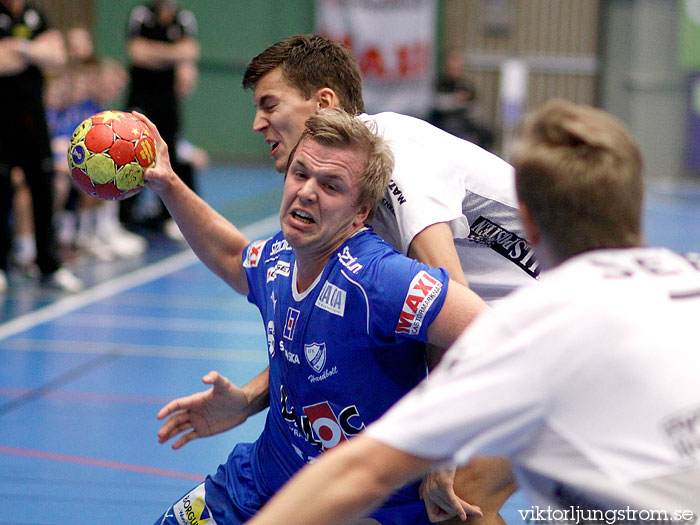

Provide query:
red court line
left=0, top=445, right=206, bottom=482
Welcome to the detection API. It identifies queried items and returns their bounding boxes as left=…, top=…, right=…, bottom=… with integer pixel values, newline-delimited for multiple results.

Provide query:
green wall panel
left=95, top=0, right=314, bottom=160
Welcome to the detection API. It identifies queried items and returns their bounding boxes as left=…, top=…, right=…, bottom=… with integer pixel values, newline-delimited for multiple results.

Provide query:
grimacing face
left=252, top=69, right=320, bottom=173
left=279, top=138, right=369, bottom=261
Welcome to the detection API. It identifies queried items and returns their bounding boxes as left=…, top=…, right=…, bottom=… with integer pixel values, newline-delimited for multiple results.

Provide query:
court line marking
left=0, top=445, right=206, bottom=482
left=51, top=313, right=262, bottom=334
left=0, top=214, right=279, bottom=343
left=2, top=337, right=270, bottom=362
left=0, top=387, right=173, bottom=406
left=0, top=351, right=118, bottom=416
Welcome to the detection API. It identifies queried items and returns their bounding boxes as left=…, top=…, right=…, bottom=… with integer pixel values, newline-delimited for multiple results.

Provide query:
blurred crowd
left=0, top=0, right=207, bottom=294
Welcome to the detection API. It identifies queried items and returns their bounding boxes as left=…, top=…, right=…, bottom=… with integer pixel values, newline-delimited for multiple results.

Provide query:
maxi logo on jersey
left=468, top=216, right=540, bottom=278
left=396, top=271, right=442, bottom=335
left=280, top=385, right=365, bottom=452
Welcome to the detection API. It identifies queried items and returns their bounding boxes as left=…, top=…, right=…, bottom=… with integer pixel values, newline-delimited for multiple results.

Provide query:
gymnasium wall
left=93, top=0, right=315, bottom=161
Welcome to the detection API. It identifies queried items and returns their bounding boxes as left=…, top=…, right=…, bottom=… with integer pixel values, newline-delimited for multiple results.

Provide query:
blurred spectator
left=46, top=26, right=146, bottom=261
left=121, top=0, right=199, bottom=238
left=0, top=0, right=82, bottom=293
left=429, top=49, right=496, bottom=151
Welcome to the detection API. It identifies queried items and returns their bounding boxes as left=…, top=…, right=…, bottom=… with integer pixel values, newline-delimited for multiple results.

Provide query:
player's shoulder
left=332, top=228, right=424, bottom=285
left=242, top=232, right=292, bottom=269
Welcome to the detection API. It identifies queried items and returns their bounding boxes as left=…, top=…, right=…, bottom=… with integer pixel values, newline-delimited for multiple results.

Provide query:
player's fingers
left=171, top=430, right=199, bottom=450
left=157, top=398, right=186, bottom=420
left=157, top=412, right=190, bottom=443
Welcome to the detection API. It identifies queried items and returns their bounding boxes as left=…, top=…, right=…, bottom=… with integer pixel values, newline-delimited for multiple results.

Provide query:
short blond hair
left=288, top=108, right=394, bottom=221
left=511, top=99, right=644, bottom=262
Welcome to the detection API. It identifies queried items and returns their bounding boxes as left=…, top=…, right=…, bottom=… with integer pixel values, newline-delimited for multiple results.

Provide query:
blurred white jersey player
left=370, top=246, right=700, bottom=512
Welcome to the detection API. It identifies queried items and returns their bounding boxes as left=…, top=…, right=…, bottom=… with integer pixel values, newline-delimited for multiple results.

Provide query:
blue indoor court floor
left=0, top=164, right=698, bottom=524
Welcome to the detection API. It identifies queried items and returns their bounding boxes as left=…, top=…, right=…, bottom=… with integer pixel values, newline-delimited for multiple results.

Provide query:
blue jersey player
left=137, top=108, right=487, bottom=524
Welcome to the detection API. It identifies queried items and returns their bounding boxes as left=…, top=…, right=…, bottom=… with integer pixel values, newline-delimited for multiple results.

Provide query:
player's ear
left=518, top=201, right=540, bottom=246
left=353, top=203, right=371, bottom=227
left=315, top=87, right=339, bottom=110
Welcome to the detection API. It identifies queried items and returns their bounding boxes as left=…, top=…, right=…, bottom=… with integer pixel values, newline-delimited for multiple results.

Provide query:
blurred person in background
left=0, top=0, right=82, bottom=293
left=121, top=0, right=199, bottom=241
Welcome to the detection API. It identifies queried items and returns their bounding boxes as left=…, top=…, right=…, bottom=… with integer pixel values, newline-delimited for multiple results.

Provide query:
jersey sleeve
left=366, top=302, right=549, bottom=463
left=242, top=237, right=272, bottom=312
left=363, top=253, right=450, bottom=343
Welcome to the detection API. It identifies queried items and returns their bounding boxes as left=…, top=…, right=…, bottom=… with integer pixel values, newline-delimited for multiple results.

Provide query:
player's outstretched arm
left=157, top=369, right=269, bottom=450
left=134, top=111, right=250, bottom=294
left=247, top=436, right=434, bottom=525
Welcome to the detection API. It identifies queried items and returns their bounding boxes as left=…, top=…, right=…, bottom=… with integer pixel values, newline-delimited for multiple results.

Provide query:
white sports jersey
left=368, top=248, right=700, bottom=513
left=360, top=112, right=539, bottom=303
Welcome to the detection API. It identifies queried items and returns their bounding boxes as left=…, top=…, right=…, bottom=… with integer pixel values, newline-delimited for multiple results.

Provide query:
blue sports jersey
left=246, top=228, right=448, bottom=508
left=156, top=228, right=450, bottom=525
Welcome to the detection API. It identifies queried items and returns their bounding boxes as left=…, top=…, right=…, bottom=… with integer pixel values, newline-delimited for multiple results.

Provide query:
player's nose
left=252, top=110, right=268, bottom=133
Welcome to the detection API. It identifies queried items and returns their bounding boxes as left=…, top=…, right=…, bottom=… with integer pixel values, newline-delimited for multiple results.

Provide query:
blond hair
left=511, top=99, right=644, bottom=262
left=288, top=108, right=393, bottom=221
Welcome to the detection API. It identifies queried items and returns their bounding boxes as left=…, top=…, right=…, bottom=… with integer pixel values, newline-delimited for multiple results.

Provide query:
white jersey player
left=361, top=111, right=539, bottom=303
left=369, top=247, right=700, bottom=512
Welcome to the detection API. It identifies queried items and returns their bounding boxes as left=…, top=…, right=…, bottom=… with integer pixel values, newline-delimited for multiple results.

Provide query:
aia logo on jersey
left=315, top=282, right=346, bottom=317
left=304, top=342, right=327, bottom=373
left=396, top=271, right=442, bottom=335
left=243, top=239, right=267, bottom=268
left=284, top=307, right=300, bottom=340
left=303, top=401, right=365, bottom=450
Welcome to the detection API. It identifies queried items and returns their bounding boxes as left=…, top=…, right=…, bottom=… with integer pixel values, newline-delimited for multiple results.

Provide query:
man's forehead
left=253, top=69, right=300, bottom=100
left=291, top=138, right=365, bottom=179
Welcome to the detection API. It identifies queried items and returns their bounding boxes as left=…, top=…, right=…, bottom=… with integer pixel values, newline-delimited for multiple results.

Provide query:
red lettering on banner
left=360, top=47, right=385, bottom=77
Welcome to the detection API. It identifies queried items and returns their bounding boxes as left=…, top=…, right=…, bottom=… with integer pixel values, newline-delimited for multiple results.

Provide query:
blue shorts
left=154, top=441, right=431, bottom=524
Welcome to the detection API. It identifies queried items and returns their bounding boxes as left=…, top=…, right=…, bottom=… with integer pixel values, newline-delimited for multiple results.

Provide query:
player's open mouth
left=268, top=141, right=280, bottom=155
left=292, top=210, right=314, bottom=224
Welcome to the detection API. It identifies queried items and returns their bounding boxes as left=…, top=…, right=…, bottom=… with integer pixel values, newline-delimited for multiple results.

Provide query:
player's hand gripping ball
left=67, top=110, right=156, bottom=200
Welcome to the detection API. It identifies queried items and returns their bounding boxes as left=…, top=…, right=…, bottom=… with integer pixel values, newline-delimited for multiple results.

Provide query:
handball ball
left=67, top=110, right=156, bottom=200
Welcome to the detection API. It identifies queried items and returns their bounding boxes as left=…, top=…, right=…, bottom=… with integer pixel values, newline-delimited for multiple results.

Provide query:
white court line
left=0, top=214, right=280, bottom=343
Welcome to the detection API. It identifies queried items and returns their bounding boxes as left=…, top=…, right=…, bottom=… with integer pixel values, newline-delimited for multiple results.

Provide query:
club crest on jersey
left=284, top=308, right=300, bottom=340
left=243, top=239, right=267, bottom=268
left=467, top=216, right=540, bottom=278
left=267, top=260, right=291, bottom=282
left=315, top=282, right=346, bottom=317
left=304, top=342, right=327, bottom=373
left=396, top=271, right=442, bottom=335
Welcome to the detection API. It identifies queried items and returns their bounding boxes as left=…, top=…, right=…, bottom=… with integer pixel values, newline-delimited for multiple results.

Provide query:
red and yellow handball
left=67, top=110, right=156, bottom=200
